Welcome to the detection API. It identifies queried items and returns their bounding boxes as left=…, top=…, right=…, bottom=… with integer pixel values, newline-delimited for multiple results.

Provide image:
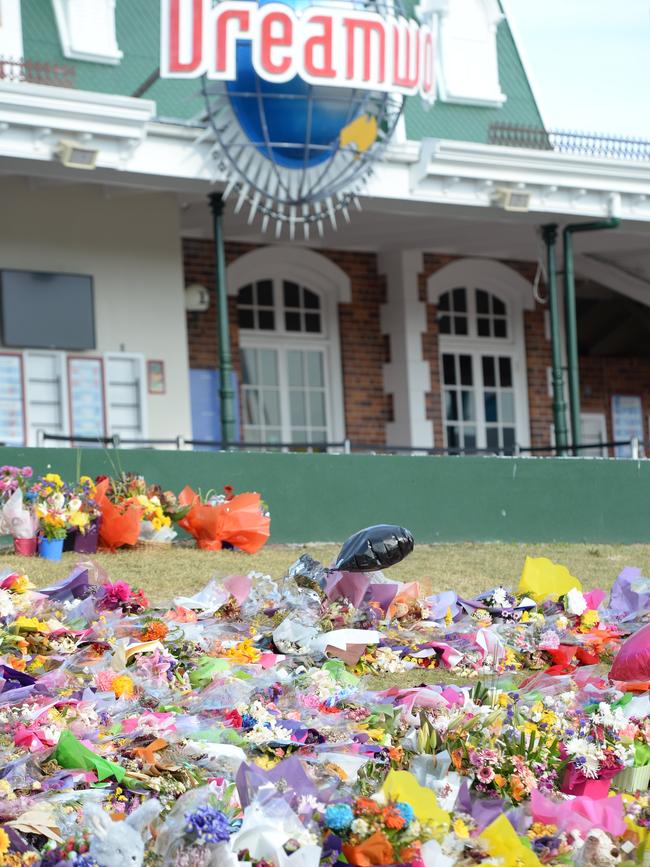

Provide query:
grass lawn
left=0, top=540, right=645, bottom=602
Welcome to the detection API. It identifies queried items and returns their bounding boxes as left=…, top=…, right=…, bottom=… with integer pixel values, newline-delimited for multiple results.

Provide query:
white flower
left=68, top=497, right=82, bottom=513
left=50, top=492, right=65, bottom=510
left=565, top=588, right=587, bottom=616
left=351, top=819, right=370, bottom=837
left=297, top=795, right=325, bottom=815
left=555, top=614, right=569, bottom=631
left=0, top=589, right=15, bottom=618
left=492, top=587, right=508, bottom=607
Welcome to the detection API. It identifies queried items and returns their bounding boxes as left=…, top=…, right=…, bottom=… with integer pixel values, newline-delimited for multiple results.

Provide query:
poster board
left=611, top=395, right=644, bottom=458
left=0, top=353, right=25, bottom=445
left=67, top=356, right=106, bottom=444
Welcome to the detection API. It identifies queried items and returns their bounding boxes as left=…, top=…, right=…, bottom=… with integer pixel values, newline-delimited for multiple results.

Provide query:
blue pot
left=38, top=537, right=64, bottom=561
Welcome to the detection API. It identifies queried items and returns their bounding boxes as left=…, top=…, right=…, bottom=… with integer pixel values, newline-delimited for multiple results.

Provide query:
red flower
left=224, top=709, right=243, bottom=728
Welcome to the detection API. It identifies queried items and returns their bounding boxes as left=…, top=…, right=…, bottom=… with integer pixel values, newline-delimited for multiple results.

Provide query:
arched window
left=229, top=247, right=348, bottom=446
left=428, top=260, right=532, bottom=454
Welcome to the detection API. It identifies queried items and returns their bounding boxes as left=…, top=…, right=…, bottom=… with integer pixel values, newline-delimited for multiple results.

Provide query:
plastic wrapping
left=178, top=487, right=270, bottom=553
left=95, top=478, right=144, bottom=549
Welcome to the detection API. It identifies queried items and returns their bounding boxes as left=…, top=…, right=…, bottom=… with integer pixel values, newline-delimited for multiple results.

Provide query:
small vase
left=561, top=763, right=620, bottom=798
left=14, top=537, right=38, bottom=557
left=74, top=518, right=101, bottom=554
left=38, top=537, right=64, bottom=561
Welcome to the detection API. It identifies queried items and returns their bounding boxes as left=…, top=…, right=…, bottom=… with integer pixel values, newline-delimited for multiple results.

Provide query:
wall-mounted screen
left=0, top=270, right=95, bottom=350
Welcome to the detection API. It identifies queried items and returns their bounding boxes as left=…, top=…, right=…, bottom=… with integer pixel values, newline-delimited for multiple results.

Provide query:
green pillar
left=542, top=224, right=568, bottom=455
left=209, top=192, right=236, bottom=447
left=562, top=218, right=619, bottom=455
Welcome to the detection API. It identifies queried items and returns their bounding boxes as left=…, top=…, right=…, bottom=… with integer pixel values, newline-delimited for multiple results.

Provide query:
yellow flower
left=580, top=610, right=599, bottom=630
left=520, top=611, right=530, bottom=622
left=255, top=755, right=280, bottom=769
left=13, top=616, right=49, bottom=633
left=453, top=819, right=470, bottom=839
left=0, top=827, right=10, bottom=858
left=112, top=675, right=135, bottom=699
left=11, top=575, right=34, bottom=594
left=522, top=721, right=538, bottom=736
left=79, top=476, right=96, bottom=492
left=69, top=511, right=90, bottom=529
left=43, top=473, right=63, bottom=488
left=0, top=780, right=15, bottom=800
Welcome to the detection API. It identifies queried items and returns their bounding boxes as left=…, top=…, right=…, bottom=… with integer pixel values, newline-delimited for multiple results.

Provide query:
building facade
left=1, top=0, right=650, bottom=455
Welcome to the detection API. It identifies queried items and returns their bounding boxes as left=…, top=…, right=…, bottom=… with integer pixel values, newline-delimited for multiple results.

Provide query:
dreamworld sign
left=161, top=0, right=437, bottom=102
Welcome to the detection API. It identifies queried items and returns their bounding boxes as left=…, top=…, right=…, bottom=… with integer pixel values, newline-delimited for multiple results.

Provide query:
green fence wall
left=1, top=447, right=649, bottom=543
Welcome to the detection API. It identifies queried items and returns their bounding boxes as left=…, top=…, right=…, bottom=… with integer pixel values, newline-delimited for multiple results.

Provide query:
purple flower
left=185, top=805, right=231, bottom=844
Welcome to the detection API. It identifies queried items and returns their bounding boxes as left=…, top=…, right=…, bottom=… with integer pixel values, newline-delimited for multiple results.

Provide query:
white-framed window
left=436, top=0, right=505, bottom=107
left=0, top=0, right=23, bottom=60
left=52, top=0, right=123, bottom=64
left=237, top=280, right=332, bottom=445
left=228, top=247, right=349, bottom=447
left=428, top=259, right=533, bottom=453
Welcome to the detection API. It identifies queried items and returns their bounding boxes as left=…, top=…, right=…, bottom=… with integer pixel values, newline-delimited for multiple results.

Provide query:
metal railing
left=488, top=123, right=650, bottom=161
left=0, top=56, right=75, bottom=88
left=28, top=430, right=645, bottom=458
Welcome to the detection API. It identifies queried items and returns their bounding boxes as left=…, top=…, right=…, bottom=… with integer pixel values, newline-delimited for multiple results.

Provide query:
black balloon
left=333, top=524, right=414, bottom=573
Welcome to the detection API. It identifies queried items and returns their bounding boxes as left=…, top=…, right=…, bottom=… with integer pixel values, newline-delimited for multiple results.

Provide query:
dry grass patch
left=0, top=541, right=647, bottom=603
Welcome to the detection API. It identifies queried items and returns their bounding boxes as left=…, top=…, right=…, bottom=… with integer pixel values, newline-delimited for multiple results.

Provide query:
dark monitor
left=0, top=269, right=95, bottom=350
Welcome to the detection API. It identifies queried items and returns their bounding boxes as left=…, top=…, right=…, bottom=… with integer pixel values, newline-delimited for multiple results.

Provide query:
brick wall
left=580, top=357, right=650, bottom=447
left=183, top=240, right=389, bottom=444
left=184, top=239, right=648, bottom=451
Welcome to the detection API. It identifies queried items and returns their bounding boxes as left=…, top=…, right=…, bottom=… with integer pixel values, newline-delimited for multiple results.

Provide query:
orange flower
left=164, top=606, right=198, bottom=623
left=6, top=655, right=26, bottom=671
left=140, top=620, right=168, bottom=642
left=510, top=774, right=526, bottom=802
left=494, top=774, right=506, bottom=787
left=383, top=807, right=405, bottom=830
left=387, top=746, right=403, bottom=763
left=112, top=675, right=135, bottom=699
left=451, top=748, right=464, bottom=771
left=355, top=798, right=382, bottom=816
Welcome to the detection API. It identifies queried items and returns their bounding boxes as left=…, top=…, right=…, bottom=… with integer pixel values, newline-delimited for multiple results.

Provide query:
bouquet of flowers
left=93, top=476, right=145, bottom=549
left=0, top=464, right=33, bottom=504
left=177, top=485, right=270, bottom=553
left=324, top=796, right=436, bottom=866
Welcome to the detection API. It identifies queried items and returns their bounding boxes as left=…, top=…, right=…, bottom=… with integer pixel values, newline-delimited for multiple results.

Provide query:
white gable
left=0, top=0, right=23, bottom=60
left=52, top=0, right=123, bottom=65
left=437, top=0, right=506, bottom=106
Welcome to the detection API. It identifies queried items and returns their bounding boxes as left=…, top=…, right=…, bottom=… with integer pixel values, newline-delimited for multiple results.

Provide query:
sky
left=504, top=0, right=650, bottom=139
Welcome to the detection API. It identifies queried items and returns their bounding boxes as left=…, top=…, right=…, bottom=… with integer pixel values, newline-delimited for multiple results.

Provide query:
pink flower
left=477, top=765, right=495, bottom=783
left=106, top=581, right=131, bottom=602
left=95, top=670, right=116, bottom=692
left=539, top=629, right=560, bottom=650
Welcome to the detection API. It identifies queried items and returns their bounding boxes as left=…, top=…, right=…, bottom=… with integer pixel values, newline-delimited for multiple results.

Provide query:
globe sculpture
left=202, top=0, right=406, bottom=234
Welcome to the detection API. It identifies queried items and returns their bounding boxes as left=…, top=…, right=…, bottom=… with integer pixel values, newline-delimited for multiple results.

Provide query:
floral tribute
left=0, top=467, right=270, bottom=555
left=0, top=552, right=646, bottom=866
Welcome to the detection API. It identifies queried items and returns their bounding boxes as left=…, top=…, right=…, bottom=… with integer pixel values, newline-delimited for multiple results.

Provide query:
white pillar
left=379, top=250, right=434, bottom=448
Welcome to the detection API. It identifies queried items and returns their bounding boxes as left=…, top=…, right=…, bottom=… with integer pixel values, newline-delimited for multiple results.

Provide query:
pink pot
left=13, top=537, right=38, bottom=556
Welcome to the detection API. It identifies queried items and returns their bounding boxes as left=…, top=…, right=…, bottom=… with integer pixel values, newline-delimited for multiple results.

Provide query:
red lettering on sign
left=165, top=0, right=204, bottom=75
left=421, top=29, right=434, bottom=95
left=215, top=7, right=251, bottom=73
left=261, top=10, right=293, bottom=76
left=392, top=20, right=419, bottom=91
left=343, top=16, right=386, bottom=83
left=303, top=14, right=335, bottom=79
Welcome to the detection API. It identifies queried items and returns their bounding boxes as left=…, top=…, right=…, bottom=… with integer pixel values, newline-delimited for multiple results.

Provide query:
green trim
left=2, top=448, right=650, bottom=543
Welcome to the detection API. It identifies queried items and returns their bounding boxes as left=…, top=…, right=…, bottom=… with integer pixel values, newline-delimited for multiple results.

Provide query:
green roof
left=22, top=0, right=544, bottom=139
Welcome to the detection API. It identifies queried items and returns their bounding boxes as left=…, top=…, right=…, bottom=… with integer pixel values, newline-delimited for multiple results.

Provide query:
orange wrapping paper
left=342, top=831, right=396, bottom=866
left=95, top=479, right=145, bottom=550
left=177, top=487, right=270, bottom=553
